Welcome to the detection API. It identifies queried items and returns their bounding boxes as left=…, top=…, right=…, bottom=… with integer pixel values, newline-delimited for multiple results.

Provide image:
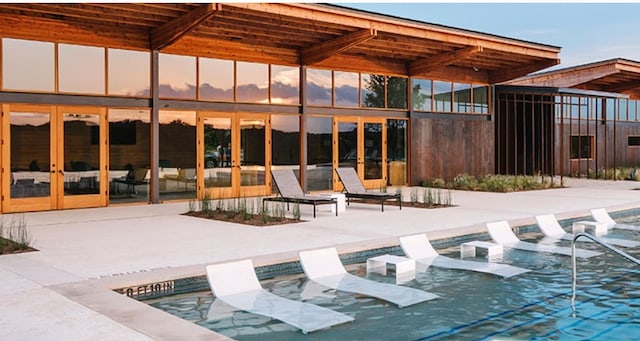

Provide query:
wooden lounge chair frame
left=263, top=169, right=337, bottom=218
left=335, top=167, right=401, bottom=212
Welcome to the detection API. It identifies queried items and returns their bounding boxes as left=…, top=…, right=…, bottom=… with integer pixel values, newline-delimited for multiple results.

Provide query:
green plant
left=292, top=202, right=301, bottom=220
left=1, top=215, right=33, bottom=252
left=410, top=188, right=418, bottom=203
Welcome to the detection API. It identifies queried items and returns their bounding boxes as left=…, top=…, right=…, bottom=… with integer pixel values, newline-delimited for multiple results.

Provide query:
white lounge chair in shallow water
left=486, top=221, right=602, bottom=259
left=399, top=234, right=530, bottom=278
left=591, top=208, right=640, bottom=232
left=205, top=259, right=353, bottom=334
left=298, top=247, right=437, bottom=308
left=536, top=214, right=639, bottom=248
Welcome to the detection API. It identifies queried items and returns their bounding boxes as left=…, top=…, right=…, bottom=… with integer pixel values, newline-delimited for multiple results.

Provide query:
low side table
left=572, top=220, right=608, bottom=236
left=366, top=254, right=416, bottom=284
left=460, top=241, right=503, bottom=259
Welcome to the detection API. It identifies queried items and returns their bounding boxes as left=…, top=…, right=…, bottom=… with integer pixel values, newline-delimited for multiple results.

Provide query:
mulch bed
left=0, top=238, right=38, bottom=255
left=183, top=210, right=303, bottom=227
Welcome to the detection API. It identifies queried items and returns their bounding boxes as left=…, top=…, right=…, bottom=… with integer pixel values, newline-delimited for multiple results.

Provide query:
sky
left=338, top=2, right=640, bottom=70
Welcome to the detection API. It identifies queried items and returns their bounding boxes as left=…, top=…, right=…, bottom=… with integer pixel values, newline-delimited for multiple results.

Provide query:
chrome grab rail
left=571, top=232, right=640, bottom=309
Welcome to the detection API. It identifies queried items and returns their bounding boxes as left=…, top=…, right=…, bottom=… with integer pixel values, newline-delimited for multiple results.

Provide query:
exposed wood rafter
left=490, top=59, right=560, bottom=84
left=301, top=28, right=377, bottom=65
left=409, top=46, right=483, bottom=76
left=150, top=3, right=220, bottom=50
left=608, top=79, right=640, bottom=93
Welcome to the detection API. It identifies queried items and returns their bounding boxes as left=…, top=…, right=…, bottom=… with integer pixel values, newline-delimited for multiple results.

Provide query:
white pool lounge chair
left=486, top=221, right=602, bottom=259
left=205, top=259, right=353, bottom=334
left=536, top=214, right=639, bottom=248
left=399, top=234, right=530, bottom=278
left=298, top=247, right=437, bottom=308
left=590, top=208, right=640, bottom=231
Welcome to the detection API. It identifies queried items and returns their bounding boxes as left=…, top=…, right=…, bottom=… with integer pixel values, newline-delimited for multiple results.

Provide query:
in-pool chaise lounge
left=299, top=247, right=437, bottom=308
left=399, top=234, right=530, bottom=278
left=535, top=214, right=639, bottom=248
left=335, top=167, right=401, bottom=212
left=205, top=259, right=353, bottom=334
left=590, top=208, right=640, bottom=231
left=486, top=221, right=602, bottom=259
left=263, top=169, right=338, bottom=218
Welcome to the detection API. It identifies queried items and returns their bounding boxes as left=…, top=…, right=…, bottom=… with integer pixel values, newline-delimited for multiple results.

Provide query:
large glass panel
left=58, top=43, right=105, bottom=94
left=240, top=118, right=266, bottom=186
left=412, top=79, right=432, bottom=111
left=387, top=119, right=407, bottom=186
left=433, top=81, right=452, bottom=112
left=453, top=83, right=472, bottom=113
left=108, top=109, right=150, bottom=203
left=108, top=49, right=150, bottom=97
left=271, top=65, right=300, bottom=105
left=363, top=122, right=382, bottom=180
left=159, top=110, right=196, bottom=200
left=199, top=58, right=234, bottom=102
left=62, top=111, right=100, bottom=195
left=306, top=116, right=332, bottom=191
left=473, top=85, right=489, bottom=113
left=10, top=112, right=51, bottom=198
left=362, top=74, right=385, bottom=108
left=630, top=100, right=638, bottom=122
left=570, top=135, right=593, bottom=159
left=605, top=98, right=616, bottom=121
left=334, top=71, right=359, bottom=107
left=203, top=117, right=232, bottom=191
left=159, top=53, right=196, bottom=99
left=2, top=38, right=55, bottom=92
left=387, top=77, right=407, bottom=109
left=338, top=121, right=358, bottom=169
left=237, top=61, right=268, bottom=103
left=272, top=115, right=300, bottom=168
left=306, top=68, right=332, bottom=106
left=619, top=99, right=628, bottom=121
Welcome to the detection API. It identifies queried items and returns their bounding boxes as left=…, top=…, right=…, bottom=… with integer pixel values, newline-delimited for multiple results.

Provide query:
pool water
left=147, top=218, right=640, bottom=340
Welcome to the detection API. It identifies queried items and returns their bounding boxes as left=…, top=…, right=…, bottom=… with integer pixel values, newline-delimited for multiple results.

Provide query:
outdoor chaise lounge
left=263, top=169, right=338, bottom=218
left=205, top=259, right=353, bottom=334
left=591, top=208, right=640, bottom=231
left=486, top=221, right=602, bottom=259
left=536, top=214, right=639, bottom=248
left=399, top=234, right=530, bottom=278
left=299, top=247, right=437, bottom=308
left=335, top=167, right=401, bottom=212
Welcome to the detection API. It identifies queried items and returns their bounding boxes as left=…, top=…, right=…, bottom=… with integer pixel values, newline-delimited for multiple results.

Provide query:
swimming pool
left=145, top=216, right=640, bottom=340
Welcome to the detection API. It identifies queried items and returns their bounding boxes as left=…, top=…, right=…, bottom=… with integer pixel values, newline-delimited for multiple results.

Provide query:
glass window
left=387, top=77, right=407, bottom=109
left=433, top=81, right=452, bottom=112
left=570, top=135, right=593, bottom=159
left=108, top=48, right=150, bottom=97
left=362, top=74, right=385, bottom=108
left=412, top=79, right=432, bottom=111
left=159, top=110, right=196, bottom=200
left=620, top=99, right=628, bottom=121
left=199, top=57, right=234, bottom=102
left=58, top=43, right=105, bottom=94
left=237, top=61, right=268, bottom=103
left=334, top=71, right=359, bottom=107
left=271, top=65, right=300, bottom=105
left=159, top=53, right=196, bottom=99
left=605, top=98, right=616, bottom=121
left=387, top=119, right=407, bottom=186
left=453, top=83, right=472, bottom=113
left=272, top=115, right=300, bottom=167
left=306, top=116, right=333, bottom=191
left=306, top=68, right=332, bottom=106
left=2, top=38, right=55, bottom=92
left=473, top=86, right=489, bottom=113
left=629, top=136, right=640, bottom=146
left=630, top=100, right=638, bottom=122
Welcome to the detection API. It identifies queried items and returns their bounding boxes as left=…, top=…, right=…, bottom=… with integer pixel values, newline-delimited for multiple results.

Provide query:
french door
left=1, top=104, right=107, bottom=212
left=198, top=112, right=271, bottom=199
left=333, top=116, right=387, bottom=190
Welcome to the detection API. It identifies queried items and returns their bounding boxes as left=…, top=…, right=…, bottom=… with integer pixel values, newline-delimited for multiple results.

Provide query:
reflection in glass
left=434, top=81, right=452, bottom=112
left=159, top=53, right=196, bottom=99
left=59, top=43, right=105, bottom=94
left=204, top=117, right=232, bottom=190
left=412, top=79, right=432, bottom=111
left=473, top=86, right=489, bottom=113
left=237, top=61, right=268, bottom=103
left=364, top=123, right=382, bottom=180
left=387, top=119, right=407, bottom=186
left=338, top=121, right=358, bottom=170
left=272, top=115, right=300, bottom=167
left=159, top=110, right=196, bottom=200
left=306, top=68, right=332, bottom=106
left=334, top=71, right=359, bottom=107
left=240, top=118, right=266, bottom=186
left=306, top=116, right=333, bottom=191
left=619, top=99, right=628, bottom=121
left=63, top=112, right=100, bottom=195
left=362, top=74, right=385, bottom=108
left=387, top=77, right=407, bottom=109
left=10, top=112, right=51, bottom=198
left=2, top=38, right=55, bottom=92
left=630, top=100, right=638, bottom=122
left=271, top=65, right=300, bottom=105
left=109, top=49, right=150, bottom=97
left=453, top=83, right=472, bottom=113
left=108, top=109, right=150, bottom=203
left=200, top=58, right=234, bottom=101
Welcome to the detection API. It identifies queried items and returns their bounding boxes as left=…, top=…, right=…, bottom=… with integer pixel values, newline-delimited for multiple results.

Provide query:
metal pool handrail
left=571, top=232, right=640, bottom=309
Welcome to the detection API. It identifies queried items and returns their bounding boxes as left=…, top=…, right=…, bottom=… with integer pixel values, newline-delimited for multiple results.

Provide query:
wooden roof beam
left=490, top=59, right=560, bottom=84
left=150, top=3, right=220, bottom=50
left=409, top=45, right=482, bottom=76
left=301, top=28, right=377, bottom=65
left=608, top=79, right=640, bottom=93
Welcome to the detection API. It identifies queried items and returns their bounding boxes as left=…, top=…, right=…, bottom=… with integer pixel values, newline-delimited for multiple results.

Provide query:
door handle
left=58, top=170, right=65, bottom=175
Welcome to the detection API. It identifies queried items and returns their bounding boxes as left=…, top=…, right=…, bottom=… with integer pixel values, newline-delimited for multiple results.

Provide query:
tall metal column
left=150, top=50, right=160, bottom=204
